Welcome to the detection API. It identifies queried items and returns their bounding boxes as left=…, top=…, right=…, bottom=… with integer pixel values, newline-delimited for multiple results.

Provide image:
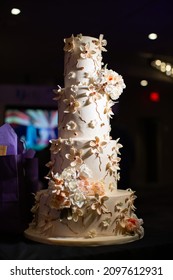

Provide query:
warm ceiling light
left=140, top=80, right=148, bottom=87
left=148, top=33, right=158, bottom=40
left=151, top=59, right=173, bottom=78
left=11, top=8, right=21, bottom=15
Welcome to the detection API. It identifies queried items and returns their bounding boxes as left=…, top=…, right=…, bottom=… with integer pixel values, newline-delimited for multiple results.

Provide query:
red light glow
left=149, top=92, right=160, bottom=102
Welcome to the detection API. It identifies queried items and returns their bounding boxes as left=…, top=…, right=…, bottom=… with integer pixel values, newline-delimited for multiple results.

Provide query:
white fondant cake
left=25, top=34, right=144, bottom=246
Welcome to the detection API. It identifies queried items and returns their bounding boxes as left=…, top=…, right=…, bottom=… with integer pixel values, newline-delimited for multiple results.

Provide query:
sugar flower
left=66, top=120, right=77, bottom=130
left=61, top=166, right=78, bottom=181
left=93, top=68, right=126, bottom=100
left=90, top=136, right=107, bottom=153
left=90, top=194, right=110, bottom=215
left=87, top=84, right=102, bottom=103
left=63, top=94, right=80, bottom=114
left=104, top=100, right=115, bottom=118
left=106, top=155, right=121, bottom=176
left=112, top=138, right=123, bottom=155
left=64, top=34, right=75, bottom=52
left=65, top=147, right=83, bottom=166
left=50, top=137, right=63, bottom=154
left=68, top=71, right=76, bottom=80
left=53, top=85, right=65, bottom=101
left=125, top=190, right=137, bottom=212
left=65, top=138, right=74, bottom=146
left=101, top=217, right=111, bottom=228
left=87, top=229, right=97, bottom=238
left=119, top=216, right=144, bottom=236
left=67, top=206, right=83, bottom=222
left=79, top=164, right=93, bottom=178
left=50, top=190, right=71, bottom=210
left=70, top=189, right=86, bottom=208
left=80, top=43, right=96, bottom=59
left=92, top=34, right=107, bottom=52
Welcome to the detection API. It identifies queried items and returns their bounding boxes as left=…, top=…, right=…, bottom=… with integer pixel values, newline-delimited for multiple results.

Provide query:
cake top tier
left=64, top=34, right=106, bottom=88
left=63, top=34, right=126, bottom=101
left=55, top=34, right=126, bottom=140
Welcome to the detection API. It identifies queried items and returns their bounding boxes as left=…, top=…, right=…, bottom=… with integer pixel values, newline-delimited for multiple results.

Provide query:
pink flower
left=124, top=217, right=143, bottom=234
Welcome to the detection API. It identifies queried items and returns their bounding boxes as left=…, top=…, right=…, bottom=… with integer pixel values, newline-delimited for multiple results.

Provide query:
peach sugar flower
left=90, top=194, right=110, bottom=215
left=63, top=94, right=80, bottom=114
left=90, top=136, right=107, bottom=154
left=50, top=137, right=63, bottom=154
left=53, top=85, right=65, bottom=101
left=92, top=34, right=107, bottom=52
left=63, top=34, right=75, bottom=52
left=80, top=43, right=96, bottom=59
left=77, top=176, right=105, bottom=196
left=50, top=190, right=71, bottom=209
left=65, top=147, right=83, bottom=167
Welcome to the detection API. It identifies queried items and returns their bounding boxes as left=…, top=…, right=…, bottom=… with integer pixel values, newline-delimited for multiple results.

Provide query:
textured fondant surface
left=25, top=34, right=144, bottom=245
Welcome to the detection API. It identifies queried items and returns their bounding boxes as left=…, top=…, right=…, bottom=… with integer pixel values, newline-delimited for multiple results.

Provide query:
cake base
left=24, top=227, right=143, bottom=246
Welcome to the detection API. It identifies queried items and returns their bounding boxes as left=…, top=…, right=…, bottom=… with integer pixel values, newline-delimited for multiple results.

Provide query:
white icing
left=50, top=138, right=121, bottom=194
left=25, top=34, right=144, bottom=244
left=30, top=189, right=144, bottom=238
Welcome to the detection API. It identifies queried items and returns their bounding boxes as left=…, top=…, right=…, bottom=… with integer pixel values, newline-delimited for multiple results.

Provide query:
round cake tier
left=58, top=86, right=111, bottom=139
left=50, top=138, right=122, bottom=193
left=64, top=35, right=102, bottom=88
left=25, top=189, right=144, bottom=246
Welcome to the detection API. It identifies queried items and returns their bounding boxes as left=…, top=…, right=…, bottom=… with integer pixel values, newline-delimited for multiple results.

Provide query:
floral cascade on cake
left=25, top=34, right=144, bottom=245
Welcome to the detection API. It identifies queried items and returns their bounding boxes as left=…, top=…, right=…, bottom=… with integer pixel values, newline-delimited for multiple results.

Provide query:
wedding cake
left=25, top=34, right=144, bottom=246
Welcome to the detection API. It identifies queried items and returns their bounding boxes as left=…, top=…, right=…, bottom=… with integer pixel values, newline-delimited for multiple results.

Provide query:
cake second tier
left=50, top=137, right=122, bottom=194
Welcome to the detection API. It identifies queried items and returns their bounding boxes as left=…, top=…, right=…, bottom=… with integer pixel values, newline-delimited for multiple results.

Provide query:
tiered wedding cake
left=25, top=34, right=144, bottom=245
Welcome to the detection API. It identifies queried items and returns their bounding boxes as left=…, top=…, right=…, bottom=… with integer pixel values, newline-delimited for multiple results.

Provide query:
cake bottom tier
left=25, top=189, right=144, bottom=246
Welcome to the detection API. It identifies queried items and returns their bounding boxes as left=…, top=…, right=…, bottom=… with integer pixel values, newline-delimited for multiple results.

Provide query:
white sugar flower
left=68, top=180, right=77, bottom=192
left=65, top=138, right=74, bottom=145
left=68, top=206, right=83, bottom=222
left=61, top=166, right=78, bottom=181
left=104, top=100, right=115, bottom=118
left=79, top=164, right=93, bottom=178
left=87, top=229, right=97, bottom=238
left=66, top=120, right=77, bottom=130
left=101, top=217, right=111, bottom=228
left=53, top=85, right=65, bottom=101
left=65, top=147, right=83, bottom=166
left=93, top=68, right=126, bottom=101
left=92, top=34, right=107, bottom=52
left=63, top=95, right=80, bottom=114
left=70, top=189, right=86, bottom=208
left=90, top=136, right=107, bottom=154
left=68, top=71, right=76, bottom=79
left=113, top=138, right=123, bottom=155
left=50, top=137, right=63, bottom=154
left=71, top=85, right=79, bottom=93
left=80, top=43, right=96, bottom=59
